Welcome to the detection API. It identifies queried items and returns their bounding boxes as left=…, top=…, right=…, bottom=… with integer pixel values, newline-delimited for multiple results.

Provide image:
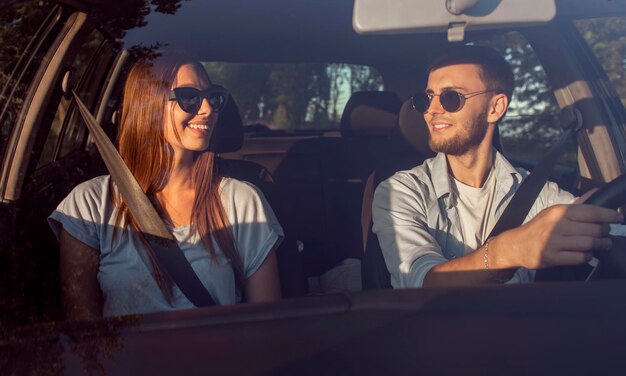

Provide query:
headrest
left=389, top=100, right=434, bottom=157
left=340, top=91, right=402, bottom=138
left=212, top=93, right=243, bottom=153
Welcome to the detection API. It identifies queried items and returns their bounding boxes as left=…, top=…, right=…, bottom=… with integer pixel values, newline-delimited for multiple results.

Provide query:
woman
left=48, top=53, right=283, bottom=319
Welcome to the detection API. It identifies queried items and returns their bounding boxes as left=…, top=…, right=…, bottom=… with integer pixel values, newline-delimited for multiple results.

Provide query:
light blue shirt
left=49, top=175, right=283, bottom=317
left=372, top=151, right=577, bottom=288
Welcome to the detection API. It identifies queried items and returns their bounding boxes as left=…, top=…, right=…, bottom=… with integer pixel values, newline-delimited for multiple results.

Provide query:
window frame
left=0, top=3, right=65, bottom=201
left=521, top=20, right=626, bottom=183
left=0, top=10, right=91, bottom=202
left=35, top=31, right=117, bottom=169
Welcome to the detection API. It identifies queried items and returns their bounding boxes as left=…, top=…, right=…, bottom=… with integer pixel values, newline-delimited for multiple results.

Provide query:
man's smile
left=432, top=123, right=452, bottom=130
left=429, top=118, right=454, bottom=132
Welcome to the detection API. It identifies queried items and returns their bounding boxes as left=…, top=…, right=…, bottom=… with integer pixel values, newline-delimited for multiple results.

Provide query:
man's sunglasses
left=169, top=85, right=229, bottom=114
left=411, top=89, right=495, bottom=114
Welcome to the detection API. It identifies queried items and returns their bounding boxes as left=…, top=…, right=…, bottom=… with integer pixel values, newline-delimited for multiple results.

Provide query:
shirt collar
left=493, top=149, right=523, bottom=188
left=431, top=149, right=523, bottom=206
left=431, top=152, right=451, bottom=200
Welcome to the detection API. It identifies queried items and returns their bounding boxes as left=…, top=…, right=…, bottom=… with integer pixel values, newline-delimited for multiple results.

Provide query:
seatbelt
left=487, top=108, right=583, bottom=239
left=72, top=90, right=217, bottom=307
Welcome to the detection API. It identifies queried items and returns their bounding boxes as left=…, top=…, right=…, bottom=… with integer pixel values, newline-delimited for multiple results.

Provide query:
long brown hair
left=114, top=53, right=244, bottom=302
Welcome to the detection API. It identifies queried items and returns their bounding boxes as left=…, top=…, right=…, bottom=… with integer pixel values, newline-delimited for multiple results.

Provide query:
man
left=372, top=45, right=624, bottom=288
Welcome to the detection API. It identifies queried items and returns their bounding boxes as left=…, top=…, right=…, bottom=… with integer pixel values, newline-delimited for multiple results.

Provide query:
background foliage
left=204, top=62, right=383, bottom=130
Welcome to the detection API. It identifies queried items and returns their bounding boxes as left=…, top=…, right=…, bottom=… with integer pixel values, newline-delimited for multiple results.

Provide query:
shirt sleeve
left=529, top=180, right=626, bottom=236
left=227, top=180, right=284, bottom=279
left=528, top=180, right=577, bottom=217
left=372, top=175, right=447, bottom=288
left=610, top=224, right=626, bottom=237
left=47, top=177, right=107, bottom=250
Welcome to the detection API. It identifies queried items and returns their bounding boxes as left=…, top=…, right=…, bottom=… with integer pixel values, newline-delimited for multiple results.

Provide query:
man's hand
left=491, top=204, right=623, bottom=270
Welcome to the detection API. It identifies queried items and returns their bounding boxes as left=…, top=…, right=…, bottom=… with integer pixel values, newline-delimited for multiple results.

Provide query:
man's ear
left=487, top=94, right=508, bottom=124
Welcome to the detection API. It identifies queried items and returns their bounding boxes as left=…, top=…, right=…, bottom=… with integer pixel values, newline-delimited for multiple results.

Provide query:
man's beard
left=428, top=110, right=489, bottom=156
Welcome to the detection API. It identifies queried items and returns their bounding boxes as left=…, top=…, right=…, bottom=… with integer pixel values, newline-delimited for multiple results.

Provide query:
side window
left=476, top=32, right=577, bottom=168
left=575, top=16, right=626, bottom=164
left=203, top=63, right=384, bottom=130
left=37, top=30, right=116, bottom=168
left=0, top=1, right=60, bottom=164
left=575, top=17, right=626, bottom=108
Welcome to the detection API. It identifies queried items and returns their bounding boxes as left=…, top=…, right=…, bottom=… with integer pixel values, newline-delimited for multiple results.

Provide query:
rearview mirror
left=353, top=0, right=557, bottom=42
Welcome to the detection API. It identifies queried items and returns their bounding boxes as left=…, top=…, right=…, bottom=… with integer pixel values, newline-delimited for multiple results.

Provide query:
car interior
left=0, top=0, right=626, bottom=374
left=2, top=0, right=626, bottom=372
left=1, top=0, right=625, bottom=323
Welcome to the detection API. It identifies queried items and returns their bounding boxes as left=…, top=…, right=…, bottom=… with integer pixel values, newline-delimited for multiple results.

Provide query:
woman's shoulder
left=67, top=175, right=112, bottom=200
left=218, top=177, right=275, bottom=219
left=49, top=175, right=113, bottom=239
left=76, top=174, right=111, bottom=188
left=218, top=178, right=283, bottom=278
left=219, top=177, right=264, bottom=201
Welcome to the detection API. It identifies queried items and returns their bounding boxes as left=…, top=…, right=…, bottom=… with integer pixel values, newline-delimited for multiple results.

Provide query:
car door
left=0, top=1, right=119, bottom=325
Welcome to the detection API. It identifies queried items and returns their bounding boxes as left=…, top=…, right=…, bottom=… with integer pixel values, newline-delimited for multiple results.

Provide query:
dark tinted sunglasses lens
left=412, top=93, right=431, bottom=113
left=208, top=91, right=228, bottom=113
left=175, top=88, right=201, bottom=113
left=440, top=91, right=463, bottom=112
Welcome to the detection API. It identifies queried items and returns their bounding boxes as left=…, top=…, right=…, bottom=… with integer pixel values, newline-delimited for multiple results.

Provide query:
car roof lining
left=48, top=0, right=578, bottom=66
left=57, top=0, right=626, bottom=65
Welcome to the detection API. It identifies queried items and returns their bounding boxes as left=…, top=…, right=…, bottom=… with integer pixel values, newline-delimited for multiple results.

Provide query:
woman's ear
left=487, top=93, right=508, bottom=124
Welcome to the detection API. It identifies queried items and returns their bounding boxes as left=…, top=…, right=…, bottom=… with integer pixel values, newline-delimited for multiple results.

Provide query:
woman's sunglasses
left=169, top=85, right=229, bottom=114
left=411, top=89, right=495, bottom=114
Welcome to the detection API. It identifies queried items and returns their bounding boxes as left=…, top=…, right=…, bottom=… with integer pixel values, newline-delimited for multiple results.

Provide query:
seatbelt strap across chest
left=72, top=90, right=217, bottom=307
left=487, top=108, right=583, bottom=239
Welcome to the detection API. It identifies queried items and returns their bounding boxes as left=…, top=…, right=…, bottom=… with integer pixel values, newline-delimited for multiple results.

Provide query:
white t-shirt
left=48, top=175, right=283, bottom=317
left=452, top=168, right=497, bottom=254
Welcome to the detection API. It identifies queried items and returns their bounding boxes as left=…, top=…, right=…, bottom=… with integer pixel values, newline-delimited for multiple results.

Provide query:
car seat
left=314, top=91, right=402, bottom=290
left=361, top=99, right=434, bottom=290
left=214, top=95, right=308, bottom=298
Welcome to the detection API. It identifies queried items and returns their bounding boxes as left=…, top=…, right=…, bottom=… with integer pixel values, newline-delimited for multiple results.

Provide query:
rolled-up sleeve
left=223, top=180, right=284, bottom=279
left=372, top=175, right=447, bottom=288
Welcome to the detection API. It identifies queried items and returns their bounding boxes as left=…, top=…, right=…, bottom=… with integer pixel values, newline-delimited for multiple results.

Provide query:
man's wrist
left=483, top=236, right=515, bottom=283
left=488, top=233, right=517, bottom=269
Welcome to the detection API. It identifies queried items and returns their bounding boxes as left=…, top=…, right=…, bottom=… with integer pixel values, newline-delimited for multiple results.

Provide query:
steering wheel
left=582, top=173, right=626, bottom=280
left=584, top=173, right=626, bottom=209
